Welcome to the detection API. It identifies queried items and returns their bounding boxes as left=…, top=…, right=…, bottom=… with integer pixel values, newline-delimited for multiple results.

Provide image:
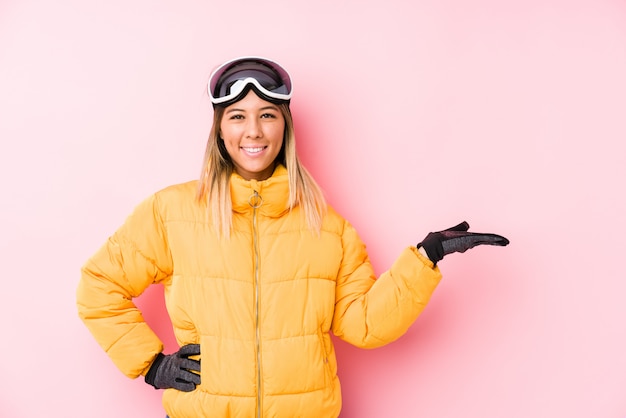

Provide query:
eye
left=229, top=114, right=244, bottom=120
left=260, top=112, right=277, bottom=119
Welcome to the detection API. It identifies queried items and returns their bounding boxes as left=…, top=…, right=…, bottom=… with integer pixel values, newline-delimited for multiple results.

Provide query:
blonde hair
left=197, top=103, right=326, bottom=237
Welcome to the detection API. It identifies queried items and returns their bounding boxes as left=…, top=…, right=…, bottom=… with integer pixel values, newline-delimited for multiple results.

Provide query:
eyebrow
left=225, top=105, right=279, bottom=114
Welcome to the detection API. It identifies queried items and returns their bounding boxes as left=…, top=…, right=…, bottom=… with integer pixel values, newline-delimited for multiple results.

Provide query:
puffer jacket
left=77, top=165, right=442, bottom=418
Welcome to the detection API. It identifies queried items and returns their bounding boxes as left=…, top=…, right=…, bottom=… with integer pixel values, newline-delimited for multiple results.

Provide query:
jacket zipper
left=250, top=190, right=263, bottom=418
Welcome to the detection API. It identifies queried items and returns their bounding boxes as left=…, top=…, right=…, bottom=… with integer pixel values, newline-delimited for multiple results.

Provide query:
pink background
left=1, top=0, right=625, bottom=416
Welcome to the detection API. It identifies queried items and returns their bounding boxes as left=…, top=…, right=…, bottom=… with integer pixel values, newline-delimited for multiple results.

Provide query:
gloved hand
left=145, top=344, right=201, bottom=392
left=417, top=221, right=509, bottom=265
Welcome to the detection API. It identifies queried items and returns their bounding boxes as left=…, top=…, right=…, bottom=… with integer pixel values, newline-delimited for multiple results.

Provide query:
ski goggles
left=208, top=56, right=293, bottom=107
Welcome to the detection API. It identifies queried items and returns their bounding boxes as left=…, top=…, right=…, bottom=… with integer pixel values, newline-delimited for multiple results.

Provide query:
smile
left=241, top=146, right=266, bottom=154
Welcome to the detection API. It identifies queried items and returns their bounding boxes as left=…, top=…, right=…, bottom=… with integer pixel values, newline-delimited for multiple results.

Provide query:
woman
left=77, top=56, right=509, bottom=418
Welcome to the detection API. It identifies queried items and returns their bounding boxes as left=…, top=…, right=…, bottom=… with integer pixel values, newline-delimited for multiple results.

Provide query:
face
left=219, top=90, right=285, bottom=181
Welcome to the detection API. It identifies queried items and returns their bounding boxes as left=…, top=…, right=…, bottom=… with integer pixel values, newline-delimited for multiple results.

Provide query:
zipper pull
left=248, top=190, right=263, bottom=208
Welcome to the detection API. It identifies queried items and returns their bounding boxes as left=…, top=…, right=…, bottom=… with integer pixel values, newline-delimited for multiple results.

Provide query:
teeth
left=243, top=147, right=264, bottom=153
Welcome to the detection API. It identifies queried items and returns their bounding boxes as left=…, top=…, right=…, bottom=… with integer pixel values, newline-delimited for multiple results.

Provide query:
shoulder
left=321, top=204, right=350, bottom=235
left=154, top=180, right=198, bottom=200
left=150, top=180, right=200, bottom=207
left=150, top=180, right=203, bottom=219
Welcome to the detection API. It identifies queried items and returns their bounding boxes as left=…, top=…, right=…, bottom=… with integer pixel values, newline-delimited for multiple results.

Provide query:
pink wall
left=1, top=0, right=625, bottom=416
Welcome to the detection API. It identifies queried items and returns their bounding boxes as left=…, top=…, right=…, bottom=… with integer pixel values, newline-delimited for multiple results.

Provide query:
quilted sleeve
left=331, top=221, right=442, bottom=348
left=76, top=193, right=173, bottom=378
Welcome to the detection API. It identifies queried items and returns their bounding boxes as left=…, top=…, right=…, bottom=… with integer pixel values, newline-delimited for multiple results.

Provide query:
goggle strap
left=211, top=84, right=291, bottom=108
left=211, top=78, right=291, bottom=105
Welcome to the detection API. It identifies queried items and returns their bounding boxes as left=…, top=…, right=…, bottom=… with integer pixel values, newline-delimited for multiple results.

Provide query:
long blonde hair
left=197, top=103, right=326, bottom=237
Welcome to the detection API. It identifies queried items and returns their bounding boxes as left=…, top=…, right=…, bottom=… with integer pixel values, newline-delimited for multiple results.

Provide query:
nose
left=245, top=118, right=262, bottom=139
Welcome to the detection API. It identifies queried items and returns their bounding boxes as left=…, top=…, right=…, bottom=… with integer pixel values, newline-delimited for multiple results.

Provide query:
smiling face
left=219, top=90, right=286, bottom=181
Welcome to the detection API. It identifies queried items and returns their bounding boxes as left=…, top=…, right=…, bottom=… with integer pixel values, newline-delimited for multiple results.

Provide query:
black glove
left=145, top=344, right=201, bottom=392
left=417, top=221, right=509, bottom=265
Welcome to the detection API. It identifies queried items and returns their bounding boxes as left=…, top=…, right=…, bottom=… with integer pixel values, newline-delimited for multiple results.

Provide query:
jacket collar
left=230, top=164, right=290, bottom=217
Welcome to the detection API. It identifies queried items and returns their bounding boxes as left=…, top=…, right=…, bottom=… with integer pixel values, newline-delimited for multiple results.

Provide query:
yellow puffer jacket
left=77, top=165, right=442, bottom=418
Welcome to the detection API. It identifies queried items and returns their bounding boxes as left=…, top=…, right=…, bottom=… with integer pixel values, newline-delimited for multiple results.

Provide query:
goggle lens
left=208, top=57, right=292, bottom=106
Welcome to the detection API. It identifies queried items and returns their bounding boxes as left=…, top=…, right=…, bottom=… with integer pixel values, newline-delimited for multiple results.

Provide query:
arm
left=331, top=221, right=509, bottom=349
left=331, top=222, right=442, bottom=349
left=76, top=193, right=173, bottom=378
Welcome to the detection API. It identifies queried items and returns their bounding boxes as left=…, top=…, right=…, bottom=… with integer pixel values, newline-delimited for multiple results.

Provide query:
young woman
left=77, top=56, right=509, bottom=418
